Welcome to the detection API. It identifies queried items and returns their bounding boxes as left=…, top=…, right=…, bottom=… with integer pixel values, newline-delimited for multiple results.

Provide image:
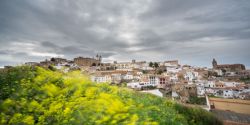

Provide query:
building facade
left=74, top=55, right=101, bottom=66
left=212, top=58, right=245, bottom=72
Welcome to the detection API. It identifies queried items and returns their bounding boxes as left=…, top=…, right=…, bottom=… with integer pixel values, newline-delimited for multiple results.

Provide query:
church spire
left=212, top=58, right=217, bottom=68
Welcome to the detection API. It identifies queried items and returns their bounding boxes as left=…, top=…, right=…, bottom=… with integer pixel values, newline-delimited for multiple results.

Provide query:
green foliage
left=188, top=97, right=206, bottom=105
left=149, top=62, right=159, bottom=68
left=149, top=62, right=154, bottom=67
left=48, top=65, right=56, bottom=71
left=157, top=69, right=163, bottom=75
left=240, top=77, right=250, bottom=84
left=0, top=66, right=37, bottom=100
left=0, top=66, right=222, bottom=125
left=142, top=70, right=148, bottom=74
left=154, top=62, right=159, bottom=68
left=141, top=85, right=157, bottom=90
left=174, top=104, right=222, bottom=125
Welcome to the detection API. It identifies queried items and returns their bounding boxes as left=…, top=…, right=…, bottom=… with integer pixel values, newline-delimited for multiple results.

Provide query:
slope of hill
left=0, top=66, right=222, bottom=125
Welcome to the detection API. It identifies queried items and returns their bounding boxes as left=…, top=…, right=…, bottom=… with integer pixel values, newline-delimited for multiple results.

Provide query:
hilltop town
left=2, top=55, right=250, bottom=124
left=2, top=55, right=250, bottom=103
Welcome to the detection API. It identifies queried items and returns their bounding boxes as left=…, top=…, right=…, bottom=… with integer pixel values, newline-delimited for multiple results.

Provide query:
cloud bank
left=0, top=0, right=250, bottom=68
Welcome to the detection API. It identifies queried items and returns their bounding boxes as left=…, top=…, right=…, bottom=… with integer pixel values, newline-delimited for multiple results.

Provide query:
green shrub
left=188, top=96, right=206, bottom=105
left=174, top=104, right=222, bottom=125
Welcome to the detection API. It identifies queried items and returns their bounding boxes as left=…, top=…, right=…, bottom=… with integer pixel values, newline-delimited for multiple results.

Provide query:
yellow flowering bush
left=0, top=66, right=222, bottom=125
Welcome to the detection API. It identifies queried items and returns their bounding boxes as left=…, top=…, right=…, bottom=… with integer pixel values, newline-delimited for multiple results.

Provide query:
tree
left=142, top=70, right=147, bottom=74
left=51, top=58, right=56, bottom=62
left=222, top=69, right=227, bottom=76
left=92, top=63, right=96, bottom=66
left=149, top=62, right=153, bottom=67
left=154, top=62, right=159, bottom=68
left=157, top=69, right=163, bottom=75
left=0, top=66, right=36, bottom=100
left=48, top=65, right=56, bottom=71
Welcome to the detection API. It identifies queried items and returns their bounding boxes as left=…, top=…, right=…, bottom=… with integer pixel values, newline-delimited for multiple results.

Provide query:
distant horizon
left=1, top=55, right=249, bottom=69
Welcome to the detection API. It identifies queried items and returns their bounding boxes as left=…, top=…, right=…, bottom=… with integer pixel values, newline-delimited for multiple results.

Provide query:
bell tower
left=96, top=54, right=102, bottom=62
left=99, top=55, right=102, bottom=62
left=212, top=58, right=217, bottom=68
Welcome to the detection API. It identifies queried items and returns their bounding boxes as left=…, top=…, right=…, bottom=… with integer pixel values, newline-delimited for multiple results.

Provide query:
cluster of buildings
left=3, top=55, right=250, bottom=101
left=89, top=58, right=250, bottom=101
left=23, top=55, right=102, bottom=72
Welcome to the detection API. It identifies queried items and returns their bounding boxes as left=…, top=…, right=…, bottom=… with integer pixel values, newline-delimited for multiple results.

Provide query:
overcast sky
left=0, top=0, right=250, bottom=68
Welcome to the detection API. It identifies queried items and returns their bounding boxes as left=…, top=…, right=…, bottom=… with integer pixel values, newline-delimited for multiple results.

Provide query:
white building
left=122, top=73, right=134, bottom=80
left=205, top=81, right=215, bottom=88
left=164, top=60, right=179, bottom=67
left=115, top=60, right=147, bottom=71
left=205, top=88, right=216, bottom=95
left=196, top=83, right=205, bottom=96
left=149, top=76, right=159, bottom=86
left=111, top=74, right=122, bottom=83
left=170, top=74, right=178, bottom=82
left=91, top=75, right=111, bottom=83
left=222, top=81, right=242, bottom=87
left=166, top=67, right=182, bottom=73
left=214, top=69, right=223, bottom=76
left=127, top=81, right=152, bottom=89
left=142, top=63, right=154, bottom=70
left=223, top=89, right=235, bottom=98
left=127, top=82, right=142, bottom=89
left=184, top=71, right=198, bottom=81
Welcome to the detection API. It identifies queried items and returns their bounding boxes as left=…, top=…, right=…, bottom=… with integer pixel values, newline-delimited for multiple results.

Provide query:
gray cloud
left=0, top=0, right=250, bottom=68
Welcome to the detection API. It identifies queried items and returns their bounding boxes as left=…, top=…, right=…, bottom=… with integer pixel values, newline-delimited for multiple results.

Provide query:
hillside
left=0, top=66, right=222, bottom=125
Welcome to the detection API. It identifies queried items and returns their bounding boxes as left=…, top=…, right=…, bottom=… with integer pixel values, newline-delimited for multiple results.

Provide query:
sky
left=0, top=0, right=250, bottom=68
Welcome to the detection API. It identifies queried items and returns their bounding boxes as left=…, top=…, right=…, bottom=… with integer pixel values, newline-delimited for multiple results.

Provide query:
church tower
left=99, top=55, right=102, bottom=62
left=96, top=54, right=102, bottom=62
left=212, top=58, right=217, bottom=68
left=96, top=54, right=99, bottom=60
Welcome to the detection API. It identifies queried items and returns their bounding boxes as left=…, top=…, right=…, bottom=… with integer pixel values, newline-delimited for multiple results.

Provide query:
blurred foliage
left=141, top=86, right=157, bottom=90
left=0, top=66, right=37, bottom=100
left=188, top=96, right=206, bottom=105
left=149, top=62, right=159, bottom=68
left=174, top=104, right=222, bottom=125
left=240, top=77, right=250, bottom=84
left=0, top=66, right=222, bottom=125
